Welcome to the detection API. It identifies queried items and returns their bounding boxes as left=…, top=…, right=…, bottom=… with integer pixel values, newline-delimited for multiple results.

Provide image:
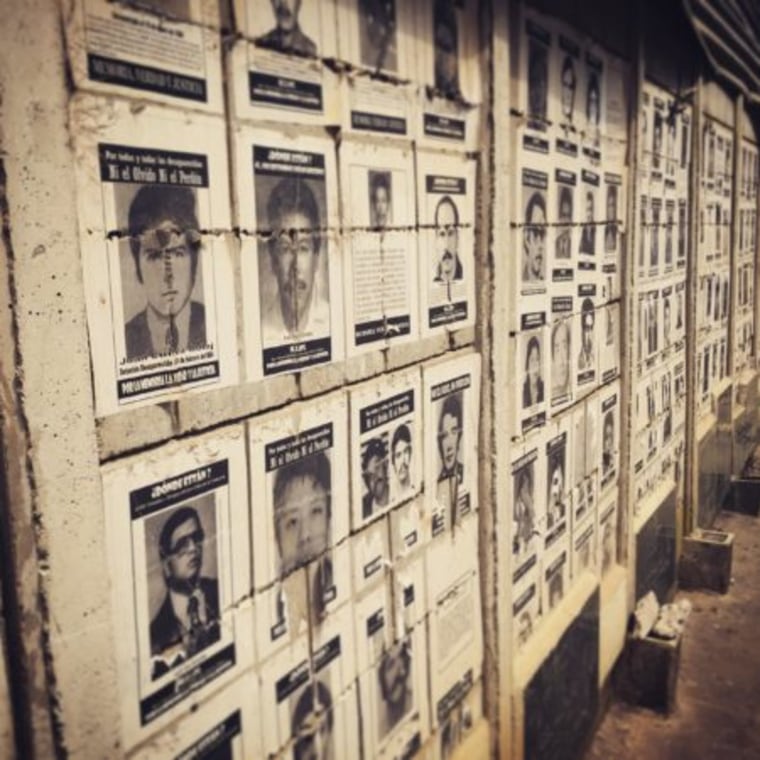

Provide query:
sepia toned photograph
left=358, top=0, right=398, bottom=72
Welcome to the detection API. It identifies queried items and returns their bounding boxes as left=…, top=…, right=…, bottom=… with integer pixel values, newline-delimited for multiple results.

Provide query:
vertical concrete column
left=0, top=1, right=120, bottom=758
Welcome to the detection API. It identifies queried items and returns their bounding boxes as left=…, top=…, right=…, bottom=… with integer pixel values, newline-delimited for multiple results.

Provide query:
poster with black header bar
left=549, top=298, right=573, bottom=410
left=229, top=0, right=338, bottom=123
left=578, top=169, right=599, bottom=260
left=517, top=313, right=547, bottom=435
left=418, top=154, right=476, bottom=335
left=576, top=292, right=597, bottom=389
left=72, top=96, right=239, bottom=416
left=350, top=370, right=421, bottom=531
left=512, top=448, right=541, bottom=582
left=248, top=142, right=337, bottom=376
left=249, top=394, right=349, bottom=592
left=101, top=429, right=251, bottom=749
left=424, top=354, right=481, bottom=537
left=521, top=167, right=549, bottom=294
left=553, top=168, right=576, bottom=282
left=340, top=140, right=417, bottom=354
left=67, top=0, right=223, bottom=111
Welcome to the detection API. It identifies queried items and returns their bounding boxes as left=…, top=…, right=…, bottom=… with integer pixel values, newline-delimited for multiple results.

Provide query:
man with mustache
left=377, top=638, right=413, bottom=738
left=391, top=423, right=413, bottom=500
left=125, top=185, right=206, bottom=360
left=433, top=195, right=463, bottom=285
left=263, top=176, right=328, bottom=341
left=257, top=0, right=317, bottom=57
left=149, top=505, right=220, bottom=679
left=361, top=436, right=390, bottom=519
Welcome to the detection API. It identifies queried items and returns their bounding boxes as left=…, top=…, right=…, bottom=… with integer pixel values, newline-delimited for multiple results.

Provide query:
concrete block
left=96, top=402, right=177, bottom=460
left=343, top=349, right=386, bottom=384
left=727, top=477, right=760, bottom=516
left=450, top=324, right=476, bottom=349
left=679, top=528, right=734, bottom=594
left=616, top=632, right=682, bottom=714
left=298, top=360, right=346, bottom=400
left=385, top=332, right=448, bottom=371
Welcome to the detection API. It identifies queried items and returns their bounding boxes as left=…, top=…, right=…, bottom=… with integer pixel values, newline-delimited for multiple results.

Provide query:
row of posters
left=73, top=98, right=477, bottom=415
left=67, top=0, right=483, bottom=142
left=100, top=353, right=481, bottom=750
left=512, top=385, right=620, bottom=649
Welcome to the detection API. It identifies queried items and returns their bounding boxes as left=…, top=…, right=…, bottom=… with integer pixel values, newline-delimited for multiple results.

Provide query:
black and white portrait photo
left=376, top=638, right=414, bottom=740
left=120, top=184, right=207, bottom=361
left=577, top=298, right=596, bottom=375
left=556, top=185, right=573, bottom=260
left=551, top=318, right=572, bottom=405
left=433, top=0, right=460, bottom=96
left=512, top=460, right=536, bottom=559
left=272, top=451, right=332, bottom=577
left=390, top=422, right=414, bottom=502
left=145, top=497, right=220, bottom=680
left=358, top=0, right=398, bottom=72
left=361, top=435, right=390, bottom=519
left=291, top=680, right=334, bottom=760
left=522, top=334, right=545, bottom=408
left=546, top=446, right=566, bottom=529
left=256, top=0, right=317, bottom=56
left=436, top=392, right=464, bottom=487
left=527, top=33, right=549, bottom=123
left=523, top=189, right=547, bottom=283
left=586, top=69, right=601, bottom=130
left=579, top=189, right=596, bottom=256
left=369, top=170, right=393, bottom=230
left=560, top=54, right=577, bottom=125
left=433, top=195, right=463, bottom=284
left=604, top=184, right=618, bottom=253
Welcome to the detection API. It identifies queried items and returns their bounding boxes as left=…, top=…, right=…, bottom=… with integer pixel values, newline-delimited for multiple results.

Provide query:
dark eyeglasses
left=170, top=529, right=205, bottom=555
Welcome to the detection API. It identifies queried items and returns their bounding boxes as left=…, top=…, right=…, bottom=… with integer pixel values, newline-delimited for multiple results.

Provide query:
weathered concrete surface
left=585, top=510, right=760, bottom=760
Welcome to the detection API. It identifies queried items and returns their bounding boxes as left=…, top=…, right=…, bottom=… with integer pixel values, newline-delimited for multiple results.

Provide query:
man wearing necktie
left=125, top=185, right=207, bottom=360
left=149, top=504, right=220, bottom=679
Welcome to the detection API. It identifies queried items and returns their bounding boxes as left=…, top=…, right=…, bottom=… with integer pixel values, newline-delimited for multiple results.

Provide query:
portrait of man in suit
left=149, top=504, right=220, bottom=679
left=256, top=0, right=317, bottom=56
left=125, top=185, right=206, bottom=361
left=433, top=195, right=464, bottom=286
left=291, top=680, right=334, bottom=760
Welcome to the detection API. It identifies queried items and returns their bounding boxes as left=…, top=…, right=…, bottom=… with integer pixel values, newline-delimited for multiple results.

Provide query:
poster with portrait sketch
left=235, top=128, right=343, bottom=380
left=350, top=369, right=422, bottom=532
left=517, top=316, right=547, bottom=435
left=522, top=14, right=551, bottom=131
left=340, top=139, right=418, bottom=354
left=423, top=353, right=481, bottom=538
left=521, top=167, right=549, bottom=295
left=599, top=385, right=619, bottom=494
left=552, top=169, right=576, bottom=289
left=575, top=298, right=597, bottom=391
left=229, top=0, right=338, bottom=124
left=248, top=392, right=349, bottom=592
left=100, top=427, right=252, bottom=749
left=66, top=0, right=224, bottom=112
left=578, top=169, right=599, bottom=261
left=259, top=631, right=313, bottom=757
left=131, top=673, right=262, bottom=760
left=511, top=448, right=541, bottom=586
left=426, top=519, right=481, bottom=731
left=72, top=98, right=237, bottom=416
left=600, top=302, right=619, bottom=383
left=417, top=152, right=476, bottom=336
left=335, top=0, right=415, bottom=78
left=549, top=306, right=573, bottom=411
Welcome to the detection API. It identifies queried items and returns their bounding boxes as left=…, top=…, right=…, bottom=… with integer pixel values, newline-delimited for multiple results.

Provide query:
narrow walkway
left=585, top=510, right=760, bottom=760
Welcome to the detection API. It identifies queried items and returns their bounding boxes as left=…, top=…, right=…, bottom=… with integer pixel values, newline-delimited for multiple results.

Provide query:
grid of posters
left=234, top=127, right=344, bottom=380
left=632, top=81, right=691, bottom=512
left=72, top=97, right=238, bottom=417
left=100, top=427, right=252, bottom=748
left=66, top=0, right=224, bottom=111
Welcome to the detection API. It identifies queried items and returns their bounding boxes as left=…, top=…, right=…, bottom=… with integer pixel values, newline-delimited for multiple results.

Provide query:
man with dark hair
left=560, top=55, right=576, bottom=124
left=125, top=185, right=206, bottom=360
left=273, top=452, right=331, bottom=576
left=437, top=394, right=463, bottom=484
left=264, top=176, right=327, bottom=340
left=291, top=680, right=334, bottom=760
left=391, top=423, right=413, bottom=497
left=433, top=196, right=463, bottom=284
left=369, top=171, right=392, bottom=229
left=257, top=0, right=317, bottom=56
left=577, top=298, right=595, bottom=371
left=579, top=190, right=595, bottom=256
left=377, top=638, right=412, bottom=738
left=361, top=436, right=389, bottom=519
left=149, top=504, right=220, bottom=679
left=586, top=70, right=600, bottom=126
left=602, top=411, right=614, bottom=476
left=433, top=0, right=459, bottom=96
left=556, top=186, right=572, bottom=259
left=359, top=0, right=397, bottom=72
left=523, top=191, right=546, bottom=282
left=546, top=454, right=565, bottom=529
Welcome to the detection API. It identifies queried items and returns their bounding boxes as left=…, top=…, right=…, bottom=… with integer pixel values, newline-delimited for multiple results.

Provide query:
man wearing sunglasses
left=149, top=504, right=220, bottom=679
left=125, top=185, right=207, bottom=360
